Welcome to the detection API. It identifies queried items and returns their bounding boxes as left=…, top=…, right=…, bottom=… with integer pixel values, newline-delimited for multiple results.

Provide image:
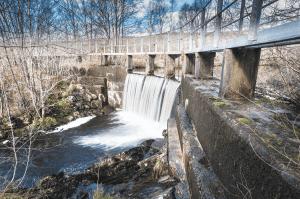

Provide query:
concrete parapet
left=181, top=75, right=300, bottom=198
left=175, top=104, right=226, bottom=199
left=146, top=55, right=155, bottom=75
left=195, top=52, right=216, bottom=79
left=219, top=48, right=261, bottom=99
left=164, top=55, right=176, bottom=79
left=167, top=118, right=191, bottom=199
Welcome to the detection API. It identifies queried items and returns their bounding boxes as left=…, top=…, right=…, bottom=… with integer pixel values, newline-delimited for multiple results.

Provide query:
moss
left=94, top=190, right=115, bottom=199
left=268, top=135, right=281, bottom=145
left=237, top=118, right=251, bottom=125
left=3, top=195, right=24, bottom=199
left=212, top=102, right=230, bottom=106
left=162, top=170, right=167, bottom=176
left=268, top=123, right=279, bottom=129
left=155, top=157, right=162, bottom=167
left=214, top=140, right=217, bottom=149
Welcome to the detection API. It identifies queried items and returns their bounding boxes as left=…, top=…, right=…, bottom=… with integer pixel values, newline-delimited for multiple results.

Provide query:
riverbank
left=3, top=135, right=178, bottom=198
left=0, top=76, right=112, bottom=148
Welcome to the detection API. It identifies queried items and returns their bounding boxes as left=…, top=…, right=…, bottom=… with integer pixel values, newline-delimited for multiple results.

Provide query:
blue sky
left=137, top=0, right=194, bottom=18
left=175, top=0, right=194, bottom=10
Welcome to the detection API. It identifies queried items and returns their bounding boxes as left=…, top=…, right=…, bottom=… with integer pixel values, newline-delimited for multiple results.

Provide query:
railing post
left=238, top=0, right=246, bottom=37
left=180, top=27, right=183, bottom=51
left=248, top=0, right=263, bottom=40
left=119, top=39, right=121, bottom=53
left=190, top=20, right=194, bottom=51
left=155, top=34, right=157, bottom=53
left=168, top=32, right=170, bottom=52
left=163, top=34, right=165, bottom=52
left=141, top=37, right=143, bottom=53
left=111, top=39, right=113, bottom=53
left=76, top=40, right=78, bottom=54
left=149, top=35, right=151, bottom=52
left=80, top=41, right=82, bottom=54
left=95, top=40, right=98, bottom=54
left=178, top=31, right=180, bottom=51
left=199, top=8, right=206, bottom=48
left=127, top=39, right=129, bottom=53
left=134, top=38, right=136, bottom=53
left=214, top=0, right=223, bottom=47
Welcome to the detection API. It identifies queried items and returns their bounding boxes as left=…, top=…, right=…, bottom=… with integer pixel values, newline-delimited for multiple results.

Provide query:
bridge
left=11, top=0, right=298, bottom=101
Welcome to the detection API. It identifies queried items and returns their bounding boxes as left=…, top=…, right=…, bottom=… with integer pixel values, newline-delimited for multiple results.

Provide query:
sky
left=137, top=0, right=193, bottom=18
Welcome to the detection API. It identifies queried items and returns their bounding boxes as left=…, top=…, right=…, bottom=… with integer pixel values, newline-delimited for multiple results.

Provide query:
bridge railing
left=0, top=0, right=299, bottom=57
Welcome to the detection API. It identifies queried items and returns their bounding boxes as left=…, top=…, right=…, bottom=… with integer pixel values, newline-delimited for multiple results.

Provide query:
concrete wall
left=178, top=75, right=300, bottom=198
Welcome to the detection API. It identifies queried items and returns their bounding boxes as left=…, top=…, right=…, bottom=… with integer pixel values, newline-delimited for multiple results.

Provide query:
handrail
left=1, top=0, right=299, bottom=56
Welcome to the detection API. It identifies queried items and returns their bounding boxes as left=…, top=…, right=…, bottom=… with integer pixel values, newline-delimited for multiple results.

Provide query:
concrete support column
left=126, top=55, right=133, bottom=73
left=165, top=55, right=176, bottom=79
left=183, top=54, right=195, bottom=75
left=101, top=55, right=108, bottom=66
left=219, top=48, right=261, bottom=99
left=146, top=55, right=155, bottom=75
left=195, top=52, right=216, bottom=79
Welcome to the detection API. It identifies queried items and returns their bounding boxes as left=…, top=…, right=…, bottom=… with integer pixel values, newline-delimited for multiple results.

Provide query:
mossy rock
left=237, top=118, right=251, bottom=125
left=212, top=102, right=230, bottom=106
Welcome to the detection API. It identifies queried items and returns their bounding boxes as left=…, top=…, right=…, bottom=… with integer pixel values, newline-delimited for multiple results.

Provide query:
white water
left=74, top=112, right=163, bottom=149
left=122, top=73, right=180, bottom=128
left=47, top=116, right=96, bottom=134
left=49, top=73, right=179, bottom=150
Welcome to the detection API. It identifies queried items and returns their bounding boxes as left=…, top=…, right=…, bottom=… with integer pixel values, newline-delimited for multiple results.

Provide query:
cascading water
left=122, top=74, right=180, bottom=128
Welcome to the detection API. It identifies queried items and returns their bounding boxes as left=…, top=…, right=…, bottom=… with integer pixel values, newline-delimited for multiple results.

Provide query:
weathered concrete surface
left=175, top=104, right=226, bottom=199
left=168, top=118, right=191, bottom=199
left=165, top=55, right=176, bottom=79
left=146, top=55, right=155, bottom=75
left=126, top=55, right=133, bottom=73
left=181, top=75, right=300, bottom=198
left=183, top=54, right=195, bottom=75
left=101, top=55, right=108, bottom=66
left=219, top=48, right=261, bottom=99
left=195, top=52, right=216, bottom=79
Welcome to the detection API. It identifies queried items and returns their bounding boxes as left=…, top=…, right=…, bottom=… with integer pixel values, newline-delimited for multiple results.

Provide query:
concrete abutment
left=195, top=52, right=216, bottom=79
left=219, top=48, right=261, bottom=99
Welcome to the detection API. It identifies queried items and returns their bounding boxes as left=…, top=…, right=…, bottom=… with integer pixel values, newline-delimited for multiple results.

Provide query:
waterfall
left=122, top=74, right=180, bottom=128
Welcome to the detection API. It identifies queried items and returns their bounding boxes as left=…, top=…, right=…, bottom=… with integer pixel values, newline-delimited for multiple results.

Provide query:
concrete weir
left=167, top=74, right=300, bottom=198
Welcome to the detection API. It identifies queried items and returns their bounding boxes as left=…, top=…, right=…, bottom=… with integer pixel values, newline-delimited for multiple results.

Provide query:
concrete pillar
left=126, top=55, right=133, bottom=73
left=101, top=55, right=108, bottom=66
left=165, top=55, right=176, bottom=79
left=183, top=54, right=195, bottom=75
left=219, top=48, right=261, bottom=99
left=195, top=52, right=216, bottom=79
left=146, top=55, right=155, bottom=75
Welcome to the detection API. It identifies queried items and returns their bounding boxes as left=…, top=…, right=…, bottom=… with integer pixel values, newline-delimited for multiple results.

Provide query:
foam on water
left=73, top=112, right=163, bottom=150
left=47, top=116, right=96, bottom=134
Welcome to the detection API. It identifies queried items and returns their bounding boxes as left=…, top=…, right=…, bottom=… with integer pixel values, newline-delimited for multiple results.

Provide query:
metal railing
left=1, top=0, right=299, bottom=57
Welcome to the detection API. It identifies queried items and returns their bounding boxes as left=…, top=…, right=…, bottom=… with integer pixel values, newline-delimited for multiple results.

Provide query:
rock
left=141, top=139, right=155, bottom=146
left=75, top=102, right=83, bottom=110
left=83, top=93, right=92, bottom=102
left=158, top=175, right=171, bottom=183
left=151, top=187, right=175, bottom=199
left=73, top=111, right=80, bottom=117
left=91, top=94, right=98, bottom=100
left=67, top=95, right=77, bottom=102
left=83, top=105, right=90, bottom=109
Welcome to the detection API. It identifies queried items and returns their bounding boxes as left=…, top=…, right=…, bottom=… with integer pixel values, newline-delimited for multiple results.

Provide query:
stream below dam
left=0, top=74, right=180, bottom=197
left=0, top=112, right=165, bottom=188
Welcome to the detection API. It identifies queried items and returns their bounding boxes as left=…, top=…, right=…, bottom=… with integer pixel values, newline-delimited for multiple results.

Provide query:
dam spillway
left=122, top=74, right=180, bottom=128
